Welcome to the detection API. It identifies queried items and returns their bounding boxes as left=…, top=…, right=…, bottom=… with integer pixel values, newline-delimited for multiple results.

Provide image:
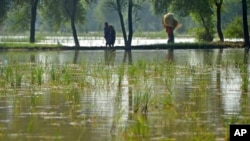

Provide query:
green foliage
left=0, top=0, right=10, bottom=23
left=3, top=3, right=30, bottom=32
left=40, top=0, right=66, bottom=31
left=192, top=14, right=215, bottom=42
left=194, top=28, right=214, bottom=42
left=224, top=17, right=244, bottom=38
left=151, top=0, right=173, bottom=15
left=40, top=0, right=88, bottom=32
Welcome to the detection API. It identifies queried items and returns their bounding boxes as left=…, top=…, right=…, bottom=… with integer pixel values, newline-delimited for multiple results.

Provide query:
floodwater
left=0, top=48, right=250, bottom=141
left=0, top=36, right=196, bottom=46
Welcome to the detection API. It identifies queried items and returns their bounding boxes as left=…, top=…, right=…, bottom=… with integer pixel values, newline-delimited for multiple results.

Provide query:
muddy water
left=0, top=49, right=249, bottom=141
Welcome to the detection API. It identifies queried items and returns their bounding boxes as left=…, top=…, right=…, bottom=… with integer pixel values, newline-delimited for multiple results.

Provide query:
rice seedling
left=62, top=65, right=71, bottom=85
left=104, top=67, right=112, bottom=86
left=5, top=65, right=14, bottom=85
left=31, top=67, right=36, bottom=85
left=50, top=65, right=57, bottom=81
left=66, top=86, right=80, bottom=105
left=36, top=66, right=44, bottom=85
left=123, top=114, right=149, bottom=140
left=133, top=86, right=152, bottom=114
left=30, top=93, right=41, bottom=107
left=15, top=71, right=22, bottom=87
left=28, top=116, right=36, bottom=133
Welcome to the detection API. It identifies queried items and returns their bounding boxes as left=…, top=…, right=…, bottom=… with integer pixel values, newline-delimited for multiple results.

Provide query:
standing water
left=0, top=48, right=249, bottom=141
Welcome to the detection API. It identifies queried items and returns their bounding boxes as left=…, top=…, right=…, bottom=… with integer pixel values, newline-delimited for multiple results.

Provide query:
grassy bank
left=0, top=41, right=245, bottom=50
left=0, top=42, right=62, bottom=50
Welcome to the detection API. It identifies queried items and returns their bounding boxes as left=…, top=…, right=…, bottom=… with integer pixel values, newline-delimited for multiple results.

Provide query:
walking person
left=165, top=26, right=175, bottom=43
left=108, top=25, right=116, bottom=47
left=104, top=22, right=109, bottom=47
left=162, top=13, right=178, bottom=44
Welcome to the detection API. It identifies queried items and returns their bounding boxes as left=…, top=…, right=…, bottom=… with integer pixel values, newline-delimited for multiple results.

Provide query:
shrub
left=224, top=17, right=244, bottom=38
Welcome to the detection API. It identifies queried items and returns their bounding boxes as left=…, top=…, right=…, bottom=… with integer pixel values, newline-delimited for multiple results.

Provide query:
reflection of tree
left=203, top=49, right=214, bottom=65
left=216, top=49, right=223, bottom=94
left=239, top=52, right=249, bottom=126
left=128, top=86, right=133, bottom=119
left=110, top=87, right=122, bottom=136
left=123, top=50, right=132, bottom=65
left=240, top=52, right=249, bottom=93
left=73, top=50, right=79, bottom=64
left=215, top=49, right=224, bottom=128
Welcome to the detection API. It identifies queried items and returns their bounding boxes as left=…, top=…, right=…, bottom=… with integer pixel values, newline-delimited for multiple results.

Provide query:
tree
left=151, top=0, right=171, bottom=15
left=64, top=0, right=80, bottom=47
left=242, top=0, right=249, bottom=52
left=41, top=0, right=93, bottom=47
left=3, top=0, right=92, bottom=45
left=6, top=0, right=39, bottom=43
left=105, top=0, right=144, bottom=49
left=30, top=0, right=39, bottom=43
left=0, top=0, right=10, bottom=23
left=215, top=0, right=224, bottom=42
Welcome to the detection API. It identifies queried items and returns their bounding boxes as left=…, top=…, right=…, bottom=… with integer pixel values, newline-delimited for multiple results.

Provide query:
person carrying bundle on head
left=162, top=13, right=179, bottom=44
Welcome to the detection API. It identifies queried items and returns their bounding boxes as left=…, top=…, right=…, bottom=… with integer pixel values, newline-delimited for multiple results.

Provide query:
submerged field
left=0, top=49, right=249, bottom=141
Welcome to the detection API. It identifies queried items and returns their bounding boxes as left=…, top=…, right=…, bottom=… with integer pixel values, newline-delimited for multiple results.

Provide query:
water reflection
left=0, top=49, right=250, bottom=140
left=73, top=50, right=79, bottom=64
left=241, top=52, right=249, bottom=93
left=216, top=49, right=223, bottom=94
left=167, top=49, right=174, bottom=62
left=104, top=49, right=116, bottom=65
left=123, top=50, right=132, bottom=65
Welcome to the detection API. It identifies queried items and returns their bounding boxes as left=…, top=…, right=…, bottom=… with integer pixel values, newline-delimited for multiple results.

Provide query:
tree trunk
left=71, top=0, right=80, bottom=47
left=116, top=0, right=127, bottom=47
left=64, top=0, right=80, bottom=47
left=200, top=13, right=213, bottom=42
left=215, top=0, right=224, bottom=42
left=242, top=0, right=249, bottom=52
left=30, top=0, right=38, bottom=43
left=126, top=0, right=133, bottom=50
left=115, top=0, right=134, bottom=49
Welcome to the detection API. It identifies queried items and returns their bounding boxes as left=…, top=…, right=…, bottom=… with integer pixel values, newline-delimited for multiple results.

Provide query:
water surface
left=0, top=49, right=249, bottom=141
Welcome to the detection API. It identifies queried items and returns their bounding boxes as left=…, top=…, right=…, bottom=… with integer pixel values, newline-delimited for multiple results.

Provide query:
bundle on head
left=162, top=13, right=178, bottom=29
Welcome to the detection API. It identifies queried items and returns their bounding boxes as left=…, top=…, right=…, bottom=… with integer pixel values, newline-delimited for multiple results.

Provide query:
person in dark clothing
left=104, top=22, right=109, bottom=47
left=108, top=25, right=116, bottom=47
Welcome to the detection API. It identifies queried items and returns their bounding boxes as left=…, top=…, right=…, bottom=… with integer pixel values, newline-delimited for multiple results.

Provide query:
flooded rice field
left=0, top=49, right=250, bottom=141
left=0, top=36, right=196, bottom=46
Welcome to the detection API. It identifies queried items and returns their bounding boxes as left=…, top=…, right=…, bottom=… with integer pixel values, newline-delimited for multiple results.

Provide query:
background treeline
left=0, top=0, right=248, bottom=39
